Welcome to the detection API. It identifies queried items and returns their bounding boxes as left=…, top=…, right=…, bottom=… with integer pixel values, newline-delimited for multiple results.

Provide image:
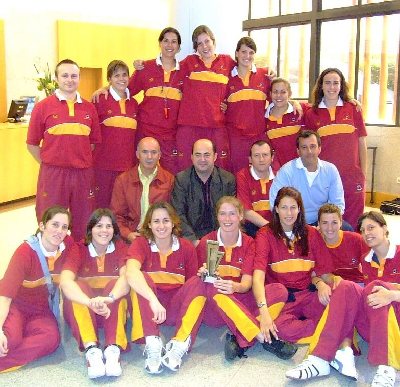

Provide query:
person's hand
left=197, top=263, right=208, bottom=277
left=149, top=298, right=166, bottom=324
left=0, top=331, right=8, bottom=357
left=266, top=68, right=276, bottom=79
left=127, top=231, right=141, bottom=242
left=91, top=87, right=109, bottom=103
left=259, top=308, right=278, bottom=343
left=220, top=101, right=227, bottom=113
left=291, top=100, right=304, bottom=120
left=367, top=286, right=393, bottom=309
left=89, top=296, right=114, bottom=308
left=317, top=281, right=332, bottom=306
left=133, top=60, right=145, bottom=71
left=214, top=278, right=234, bottom=294
left=350, top=98, right=362, bottom=112
left=89, top=300, right=111, bottom=318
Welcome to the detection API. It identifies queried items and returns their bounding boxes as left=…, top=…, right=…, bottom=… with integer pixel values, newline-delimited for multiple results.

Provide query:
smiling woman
left=60, top=208, right=130, bottom=379
left=0, top=205, right=73, bottom=373
left=93, top=60, right=139, bottom=208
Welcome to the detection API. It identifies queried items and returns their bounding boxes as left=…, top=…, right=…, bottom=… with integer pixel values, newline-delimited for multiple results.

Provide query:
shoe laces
left=167, top=339, right=190, bottom=361
left=144, top=338, right=163, bottom=360
left=104, top=345, right=120, bottom=360
left=372, top=367, right=396, bottom=387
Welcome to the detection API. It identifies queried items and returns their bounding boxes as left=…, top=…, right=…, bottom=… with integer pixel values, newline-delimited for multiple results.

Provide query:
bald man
left=111, top=137, right=174, bottom=242
left=171, top=139, right=236, bottom=246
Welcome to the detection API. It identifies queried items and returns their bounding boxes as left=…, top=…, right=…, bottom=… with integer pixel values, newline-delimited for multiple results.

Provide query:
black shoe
left=262, top=335, right=297, bottom=360
left=224, top=333, right=248, bottom=361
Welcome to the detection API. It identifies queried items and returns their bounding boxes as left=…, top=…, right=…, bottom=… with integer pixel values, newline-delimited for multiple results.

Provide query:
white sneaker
left=371, top=365, right=396, bottom=387
left=104, top=345, right=122, bottom=377
left=330, top=347, right=358, bottom=380
left=162, top=336, right=191, bottom=371
left=85, top=346, right=106, bottom=379
left=143, top=336, right=164, bottom=374
left=286, top=355, right=330, bottom=380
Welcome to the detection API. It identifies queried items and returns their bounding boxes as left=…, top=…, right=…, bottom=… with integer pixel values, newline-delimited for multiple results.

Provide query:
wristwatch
left=257, top=301, right=267, bottom=308
left=108, top=293, right=115, bottom=303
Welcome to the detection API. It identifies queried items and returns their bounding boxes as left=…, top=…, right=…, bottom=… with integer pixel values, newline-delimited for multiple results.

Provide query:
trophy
left=202, top=240, right=224, bottom=283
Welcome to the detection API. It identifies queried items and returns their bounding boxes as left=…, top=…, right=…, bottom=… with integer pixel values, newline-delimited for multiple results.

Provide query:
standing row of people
left=26, top=24, right=366, bottom=245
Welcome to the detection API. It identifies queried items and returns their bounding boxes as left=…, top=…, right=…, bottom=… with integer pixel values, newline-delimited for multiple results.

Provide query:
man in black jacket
left=172, top=139, right=236, bottom=246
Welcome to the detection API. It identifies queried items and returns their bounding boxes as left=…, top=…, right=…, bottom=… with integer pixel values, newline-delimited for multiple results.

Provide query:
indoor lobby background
left=0, top=1, right=400, bottom=386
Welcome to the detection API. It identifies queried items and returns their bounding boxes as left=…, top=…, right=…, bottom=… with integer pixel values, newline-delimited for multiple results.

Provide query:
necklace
left=160, top=59, right=178, bottom=119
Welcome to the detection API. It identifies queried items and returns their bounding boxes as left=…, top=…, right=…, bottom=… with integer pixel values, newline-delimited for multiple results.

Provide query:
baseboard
left=366, top=191, right=398, bottom=208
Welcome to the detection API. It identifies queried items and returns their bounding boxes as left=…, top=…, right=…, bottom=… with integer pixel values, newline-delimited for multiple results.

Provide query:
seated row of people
left=0, top=193, right=398, bottom=386
left=113, top=130, right=348, bottom=247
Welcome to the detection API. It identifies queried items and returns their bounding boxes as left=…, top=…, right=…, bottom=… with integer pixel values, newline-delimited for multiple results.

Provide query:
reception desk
left=0, top=122, right=39, bottom=203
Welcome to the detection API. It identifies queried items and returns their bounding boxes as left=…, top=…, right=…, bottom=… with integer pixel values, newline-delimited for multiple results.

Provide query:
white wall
left=172, top=0, right=248, bottom=60
left=366, top=126, right=400, bottom=196
left=2, top=0, right=399, bottom=196
left=1, top=0, right=174, bottom=105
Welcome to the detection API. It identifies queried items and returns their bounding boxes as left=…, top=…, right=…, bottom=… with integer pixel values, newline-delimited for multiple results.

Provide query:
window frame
left=244, top=0, right=400, bottom=126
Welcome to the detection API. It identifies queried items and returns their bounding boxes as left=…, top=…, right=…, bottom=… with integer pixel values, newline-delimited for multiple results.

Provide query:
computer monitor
left=7, top=99, right=28, bottom=122
left=20, top=96, right=37, bottom=115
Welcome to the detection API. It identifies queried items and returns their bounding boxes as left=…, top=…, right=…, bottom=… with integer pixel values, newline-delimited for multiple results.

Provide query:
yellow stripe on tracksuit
left=145, top=86, right=182, bottom=100
left=266, top=125, right=302, bottom=139
left=388, top=305, right=400, bottom=369
left=148, top=271, right=185, bottom=285
left=317, top=124, right=355, bottom=137
left=174, top=296, right=207, bottom=342
left=270, top=259, right=315, bottom=273
left=252, top=200, right=270, bottom=212
left=189, top=71, right=229, bottom=84
left=227, top=89, right=267, bottom=102
left=47, top=123, right=91, bottom=136
left=130, top=290, right=144, bottom=342
left=72, top=302, right=98, bottom=344
left=255, top=301, right=286, bottom=323
left=213, top=294, right=260, bottom=342
left=300, top=305, right=330, bottom=348
left=116, top=298, right=128, bottom=350
left=102, top=116, right=137, bottom=129
left=0, top=365, right=24, bottom=373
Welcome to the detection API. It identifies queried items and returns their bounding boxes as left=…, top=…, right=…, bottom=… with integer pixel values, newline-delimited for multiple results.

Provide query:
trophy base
left=203, top=275, right=217, bottom=283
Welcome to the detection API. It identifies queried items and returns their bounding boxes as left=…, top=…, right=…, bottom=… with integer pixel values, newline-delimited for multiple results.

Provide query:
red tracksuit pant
left=36, top=164, right=95, bottom=241
left=62, top=279, right=128, bottom=351
left=355, top=280, right=400, bottom=369
left=309, top=280, right=363, bottom=360
left=171, top=277, right=288, bottom=349
left=0, top=304, right=60, bottom=372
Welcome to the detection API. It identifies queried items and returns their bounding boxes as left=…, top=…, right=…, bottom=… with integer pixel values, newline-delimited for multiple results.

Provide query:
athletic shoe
left=104, top=344, right=122, bottom=377
left=85, top=346, right=106, bottom=379
left=371, top=365, right=396, bottom=387
left=262, top=335, right=298, bottom=360
left=224, top=333, right=247, bottom=361
left=162, top=336, right=191, bottom=371
left=143, top=336, right=164, bottom=374
left=285, top=355, right=330, bottom=380
left=330, top=346, right=358, bottom=380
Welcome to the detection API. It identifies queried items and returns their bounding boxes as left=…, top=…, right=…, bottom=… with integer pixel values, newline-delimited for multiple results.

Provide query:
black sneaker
left=224, top=333, right=248, bottom=361
left=262, top=335, right=297, bottom=360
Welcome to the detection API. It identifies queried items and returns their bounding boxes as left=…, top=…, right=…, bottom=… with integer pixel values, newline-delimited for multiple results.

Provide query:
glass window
left=361, top=0, right=396, bottom=3
left=320, top=19, right=357, bottom=95
left=322, top=0, right=358, bottom=10
left=250, top=29, right=279, bottom=71
left=358, top=14, right=400, bottom=125
left=278, top=24, right=311, bottom=98
left=281, top=0, right=312, bottom=15
left=250, top=0, right=279, bottom=19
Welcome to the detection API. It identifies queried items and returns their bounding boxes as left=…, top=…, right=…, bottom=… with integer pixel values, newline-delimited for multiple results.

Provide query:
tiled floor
left=0, top=201, right=399, bottom=386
